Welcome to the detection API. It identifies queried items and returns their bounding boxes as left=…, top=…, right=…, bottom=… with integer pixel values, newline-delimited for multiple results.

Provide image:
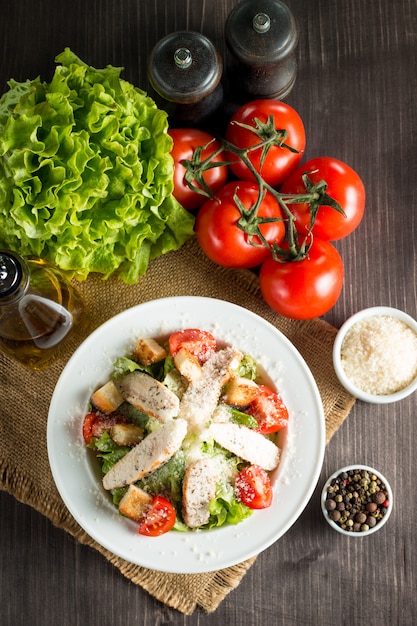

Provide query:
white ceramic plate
left=47, top=296, right=325, bottom=573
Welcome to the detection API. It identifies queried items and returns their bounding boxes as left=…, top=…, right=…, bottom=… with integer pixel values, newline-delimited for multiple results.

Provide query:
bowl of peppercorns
left=321, top=465, right=393, bottom=535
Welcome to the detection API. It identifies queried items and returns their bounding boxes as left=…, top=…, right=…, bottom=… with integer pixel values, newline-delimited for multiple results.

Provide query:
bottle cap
left=0, top=250, right=24, bottom=300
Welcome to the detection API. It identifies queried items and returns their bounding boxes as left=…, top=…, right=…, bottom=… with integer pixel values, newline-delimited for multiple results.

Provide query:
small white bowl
left=333, top=306, right=417, bottom=403
left=321, top=465, right=393, bottom=536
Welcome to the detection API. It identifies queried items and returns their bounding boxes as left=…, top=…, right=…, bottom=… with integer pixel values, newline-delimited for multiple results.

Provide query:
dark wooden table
left=1, top=1, right=416, bottom=624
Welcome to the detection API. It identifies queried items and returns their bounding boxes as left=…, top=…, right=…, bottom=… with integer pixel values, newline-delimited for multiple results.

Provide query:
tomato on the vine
left=259, top=238, right=344, bottom=319
left=138, top=495, right=176, bottom=537
left=195, top=180, right=285, bottom=268
left=168, top=128, right=228, bottom=210
left=225, top=99, right=306, bottom=186
left=168, top=328, right=217, bottom=364
left=280, top=156, right=366, bottom=240
left=235, top=465, right=273, bottom=509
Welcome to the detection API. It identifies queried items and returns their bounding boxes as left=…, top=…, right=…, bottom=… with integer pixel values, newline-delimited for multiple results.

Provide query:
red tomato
left=235, top=465, right=273, bottom=509
left=82, top=411, right=127, bottom=444
left=195, top=180, right=285, bottom=268
left=169, top=128, right=228, bottom=210
left=247, top=385, right=289, bottom=434
left=259, top=238, right=344, bottom=319
left=168, top=328, right=217, bottom=364
left=225, top=100, right=306, bottom=186
left=138, top=495, right=176, bottom=536
left=280, top=157, right=366, bottom=240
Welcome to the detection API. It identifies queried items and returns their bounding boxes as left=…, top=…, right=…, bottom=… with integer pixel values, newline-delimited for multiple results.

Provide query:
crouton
left=118, top=484, right=153, bottom=521
left=182, top=458, right=218, bottom=528
left=173, top=347, right=203, bottom=383
left=91, top=380, right=124, bottom=414
left=110, top=423, right=144, bottom=446
left=116, top=371, right=180, bottom=422
left=102, top=418, right=188, bottom=490
left=208, top=422, right=280, bottom=471
left=133, top=337, right=167, bottom=365
left=222, top=376, right=259, bottom=406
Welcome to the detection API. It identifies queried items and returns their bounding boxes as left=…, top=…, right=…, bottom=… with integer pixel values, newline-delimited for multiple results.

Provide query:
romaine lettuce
left=0, top=48, right=195, bottom=282
left=207, top=481, right=253, bottom=527
left=90, top=430, right=130, bottom=473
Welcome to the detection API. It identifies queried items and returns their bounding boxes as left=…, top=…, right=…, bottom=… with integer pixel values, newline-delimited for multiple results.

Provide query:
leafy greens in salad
left=0, top=48, right=195, bottom=282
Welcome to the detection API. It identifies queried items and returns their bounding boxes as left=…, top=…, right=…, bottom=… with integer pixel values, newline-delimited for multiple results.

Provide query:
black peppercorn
left=373, top=491, right=386, bottom=505
left=355, top=512, right=367, bottom=524
left=325, top=499, right=336, bottom=511
left=329, top=510, right=341, bottom=522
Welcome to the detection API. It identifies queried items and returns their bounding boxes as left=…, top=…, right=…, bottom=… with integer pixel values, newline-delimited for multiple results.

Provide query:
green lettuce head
left=0, top=48, right=195, bottom=282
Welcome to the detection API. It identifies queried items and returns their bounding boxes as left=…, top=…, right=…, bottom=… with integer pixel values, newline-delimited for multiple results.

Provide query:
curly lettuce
left=0, top=48, right=195, bottom=282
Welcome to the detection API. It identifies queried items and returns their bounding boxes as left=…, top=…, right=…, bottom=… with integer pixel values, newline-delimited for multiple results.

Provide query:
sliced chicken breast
left=178, top=347, right=242, bottom=429
left=102, top=418, right=187, bottom=490
left=182, top=457, right=219, bottom=528
left=208, top=422, right=280, bottom=471
left=116, top=371, right=179, bottom=422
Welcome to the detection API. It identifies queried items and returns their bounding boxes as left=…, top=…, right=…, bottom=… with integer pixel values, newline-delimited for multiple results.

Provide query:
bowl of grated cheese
left=333, top=306, right=417, bottom=403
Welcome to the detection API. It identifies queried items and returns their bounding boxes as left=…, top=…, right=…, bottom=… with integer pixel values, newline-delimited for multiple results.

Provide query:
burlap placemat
left=0, top=236, right=355, bottom=614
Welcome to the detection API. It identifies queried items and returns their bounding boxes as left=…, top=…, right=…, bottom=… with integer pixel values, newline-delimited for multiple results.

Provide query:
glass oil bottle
left=0, top=249, right=86, bottom=370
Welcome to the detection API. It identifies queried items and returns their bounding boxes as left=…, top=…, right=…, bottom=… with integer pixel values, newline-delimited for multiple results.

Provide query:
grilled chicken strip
left=116, top=371, right=180, bottom=422
left=102, top=418, right=187, bottom=490
left=208, top=422, right=280, bottom=471
left=178, top=346, right=242, bottom=430
left=182, top=457, right=219, bottom=528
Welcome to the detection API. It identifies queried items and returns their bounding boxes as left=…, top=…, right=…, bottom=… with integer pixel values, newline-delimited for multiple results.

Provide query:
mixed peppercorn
left=323, top=468, right=390, bottom=533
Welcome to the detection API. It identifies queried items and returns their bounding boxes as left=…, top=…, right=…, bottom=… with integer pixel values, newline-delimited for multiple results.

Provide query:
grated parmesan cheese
left=340, top=315, right=417, bottom=395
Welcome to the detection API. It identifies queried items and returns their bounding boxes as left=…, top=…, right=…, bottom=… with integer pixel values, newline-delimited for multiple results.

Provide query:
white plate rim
left=47, top=296, right=326, bottom=573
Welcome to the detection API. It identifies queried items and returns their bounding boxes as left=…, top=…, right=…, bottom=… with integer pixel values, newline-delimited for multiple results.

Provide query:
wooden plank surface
left=1, top=1, right=416, bottom=624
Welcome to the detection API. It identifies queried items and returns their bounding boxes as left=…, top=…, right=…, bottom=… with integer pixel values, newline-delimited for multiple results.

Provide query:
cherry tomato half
left=168, top=328, right=217, bottom=364
left=169, top=128, right=228, bottom=210
left=82, top=411, right=127, bottom=445
left=138, top=495, right=176, bottom=537
left=259, top=238, right=344, bottom=319
left=235, top=465, right=273, bottom=509
left=247, top=385, right=289, bottom=434
left=280, top=156, right=366, bottom=240
left=225, top=99, right=306, bottom=186
left=195, top=180, right=285, bottom=268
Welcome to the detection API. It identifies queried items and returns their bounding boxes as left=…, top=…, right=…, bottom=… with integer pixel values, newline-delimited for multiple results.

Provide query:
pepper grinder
left=148, top=31, right=223, bottom=127
left=225, top=0, right=299, bottom=102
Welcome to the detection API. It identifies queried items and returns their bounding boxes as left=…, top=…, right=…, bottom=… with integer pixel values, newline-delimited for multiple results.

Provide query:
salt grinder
left=225, top=0, right=299, bottom=101
left=147, top=31, right=223, bottom=127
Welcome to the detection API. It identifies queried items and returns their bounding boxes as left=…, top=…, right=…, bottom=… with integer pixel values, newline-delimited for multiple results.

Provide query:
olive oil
left=0, top=251, right=85, bottom=369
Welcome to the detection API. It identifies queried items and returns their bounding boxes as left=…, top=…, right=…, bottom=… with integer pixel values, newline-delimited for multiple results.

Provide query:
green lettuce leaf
left=206, top=481, right=253, bottom=528
left=0, top=48, right=195, bottom=282
left=89, top=430, right=130, bottom=473
left=137, top=450, right=186, bottom=506
left=236, top=354, right=258, bottom=380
